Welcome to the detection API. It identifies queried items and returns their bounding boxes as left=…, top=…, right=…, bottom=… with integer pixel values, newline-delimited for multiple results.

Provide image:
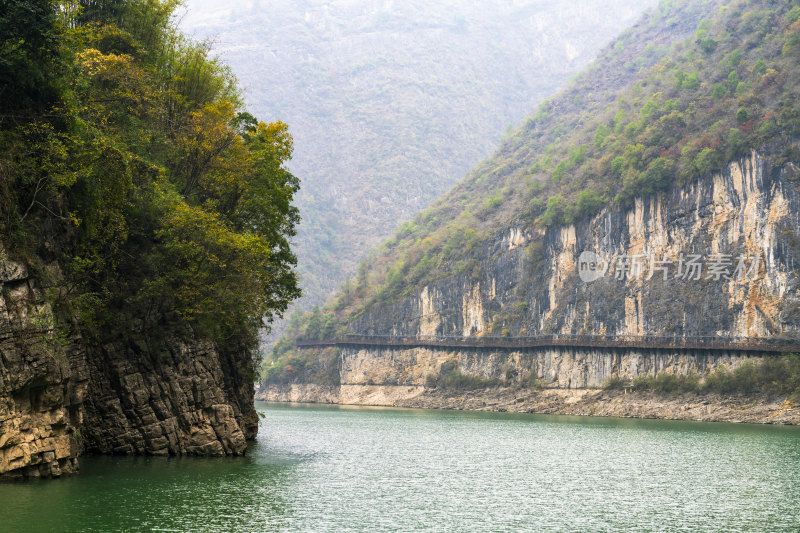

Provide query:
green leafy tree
left=571, top=189, right=605, bottom=220
left=537, top=194, right=567, bottom=227
left=0, top=0, right=67, bottom=117
left=305, top=306, right=323, bottom=340
left=0, top=0, right=302, bottom=356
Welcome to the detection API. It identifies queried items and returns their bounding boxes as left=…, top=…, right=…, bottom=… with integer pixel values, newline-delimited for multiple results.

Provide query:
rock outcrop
left=338, top=345, right=758, bottom=390
left=0, top=250, right=257, bottom=480
left=0, top=254, right=85, bottom=479
left=81, top=338, right=257, bottom=458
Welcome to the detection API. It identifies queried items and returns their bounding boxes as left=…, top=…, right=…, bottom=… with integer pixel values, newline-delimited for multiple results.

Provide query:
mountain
left=262, top=0, right=800, bottom=408
left=179, top=0, right=657, bottom=337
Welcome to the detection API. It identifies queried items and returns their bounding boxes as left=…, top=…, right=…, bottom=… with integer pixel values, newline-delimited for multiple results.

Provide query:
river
left=2, top=402, right=800, bottom=532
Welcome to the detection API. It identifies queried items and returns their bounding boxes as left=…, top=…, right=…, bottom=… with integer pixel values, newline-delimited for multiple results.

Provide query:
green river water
left=2, top=401, right=800, bottom=532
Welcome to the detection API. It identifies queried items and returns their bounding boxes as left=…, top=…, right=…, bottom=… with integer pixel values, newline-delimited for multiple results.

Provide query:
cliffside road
left=267, top=334, right=800, bottom=425
left=296, top=335, right=800, bottom=354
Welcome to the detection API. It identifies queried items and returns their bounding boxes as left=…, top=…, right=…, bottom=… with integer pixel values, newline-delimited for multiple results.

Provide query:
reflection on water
left=2, top=402, right=800, bottom=532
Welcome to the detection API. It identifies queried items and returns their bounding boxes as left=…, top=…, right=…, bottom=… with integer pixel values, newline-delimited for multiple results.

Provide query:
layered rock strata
left=0, top=251, right=257, bottom=480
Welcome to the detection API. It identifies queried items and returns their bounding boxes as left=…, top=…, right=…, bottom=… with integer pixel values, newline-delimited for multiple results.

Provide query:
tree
left=0, top=0, right=66, bottom=118
left=305, top=306, right=323, bottom=340
left=736, top=107, right=750, bottom=125
left=572, top=189, right=605, bottom=220
left=0, top=0, right=302, bottom=350
left=356, top=262, right=369, bottom=298
left=693, top=148, right=721, bottom=176
left=727, top=70, right=740, bottom=93
left=537, top=194, right=566, bottom=227
left=321, top=315, right=336, bottom=339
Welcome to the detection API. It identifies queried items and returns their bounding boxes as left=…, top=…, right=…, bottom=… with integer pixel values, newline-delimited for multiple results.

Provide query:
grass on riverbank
left=602, top=355, right=800, bottom=399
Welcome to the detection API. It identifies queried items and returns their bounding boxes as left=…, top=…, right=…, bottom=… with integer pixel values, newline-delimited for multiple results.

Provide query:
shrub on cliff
left=702, top=355, right=800, bottom=397
left=263, top=347, right=340, bottom=387
left=632, top=373, right=701, bottom=394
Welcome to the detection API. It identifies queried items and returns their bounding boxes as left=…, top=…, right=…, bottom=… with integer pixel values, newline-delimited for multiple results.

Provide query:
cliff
left=259, top=153, right=800, bottom=422
left=0, top=251, right=257, bottom=480
left=350, top=152, right=799, bottom=340
left=267, top=1, right=800, bottom=415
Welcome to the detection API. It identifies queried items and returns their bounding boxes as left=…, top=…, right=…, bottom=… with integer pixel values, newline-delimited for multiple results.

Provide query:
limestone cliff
left=0, top=252, right=257, bottom=480
left=261, top=154, right=800, bottom=416
left=351, top=153, right=800, bottom=340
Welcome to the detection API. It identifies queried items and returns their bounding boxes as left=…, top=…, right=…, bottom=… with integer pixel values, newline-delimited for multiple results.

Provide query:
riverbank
left=256, top=384, right=800, bottom=425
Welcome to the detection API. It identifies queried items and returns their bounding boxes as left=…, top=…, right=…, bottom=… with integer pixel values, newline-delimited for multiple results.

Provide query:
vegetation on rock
left=424, top=360, right=502, bottom=391
left=0, top=0, right=300, bottom=356
left=603, top=354, right=800, bottom=399
left=261, top=346, right=340, bottom=388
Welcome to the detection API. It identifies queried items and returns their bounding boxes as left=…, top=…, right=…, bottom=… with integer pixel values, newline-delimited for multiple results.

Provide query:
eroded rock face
left=352, top=153, right=800, bottom=339
left=0, top=256, right=86, bottom=480
left=0, top=252, right=257, bottom=480
left=81, top=337, right=257, bottom=458
left=338, top=345, right=757, bottom=389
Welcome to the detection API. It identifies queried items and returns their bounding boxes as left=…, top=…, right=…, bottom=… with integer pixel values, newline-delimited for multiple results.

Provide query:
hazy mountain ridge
left=272, top=0, right=715, bottom=340
left=181, top=0, right=656, bottom=330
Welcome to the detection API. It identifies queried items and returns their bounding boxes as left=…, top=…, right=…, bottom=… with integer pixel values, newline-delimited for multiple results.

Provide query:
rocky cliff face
left=339, top=346, right=757, bottom=390
left=352, top=153, right=800, bottom=340
left=81, top=337, right=257, bottom=458
left=259, top=344, right=762, bottom=407
left=256, top=341, right=800, bottom=425
left=260, top=154, right=800, bottom=411
left=0, top=256, right=85, bottom=479
left=0, top=251, right=257, bottom=480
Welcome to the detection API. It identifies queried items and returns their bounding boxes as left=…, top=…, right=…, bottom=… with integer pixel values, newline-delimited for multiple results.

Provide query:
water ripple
left=1, top=403, right=799, bottom=532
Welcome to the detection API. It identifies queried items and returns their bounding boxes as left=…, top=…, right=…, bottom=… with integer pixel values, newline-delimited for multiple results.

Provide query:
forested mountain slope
left=180, top=0, right=655, bottom=325
left=267, top=0, right=800, bottom=386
